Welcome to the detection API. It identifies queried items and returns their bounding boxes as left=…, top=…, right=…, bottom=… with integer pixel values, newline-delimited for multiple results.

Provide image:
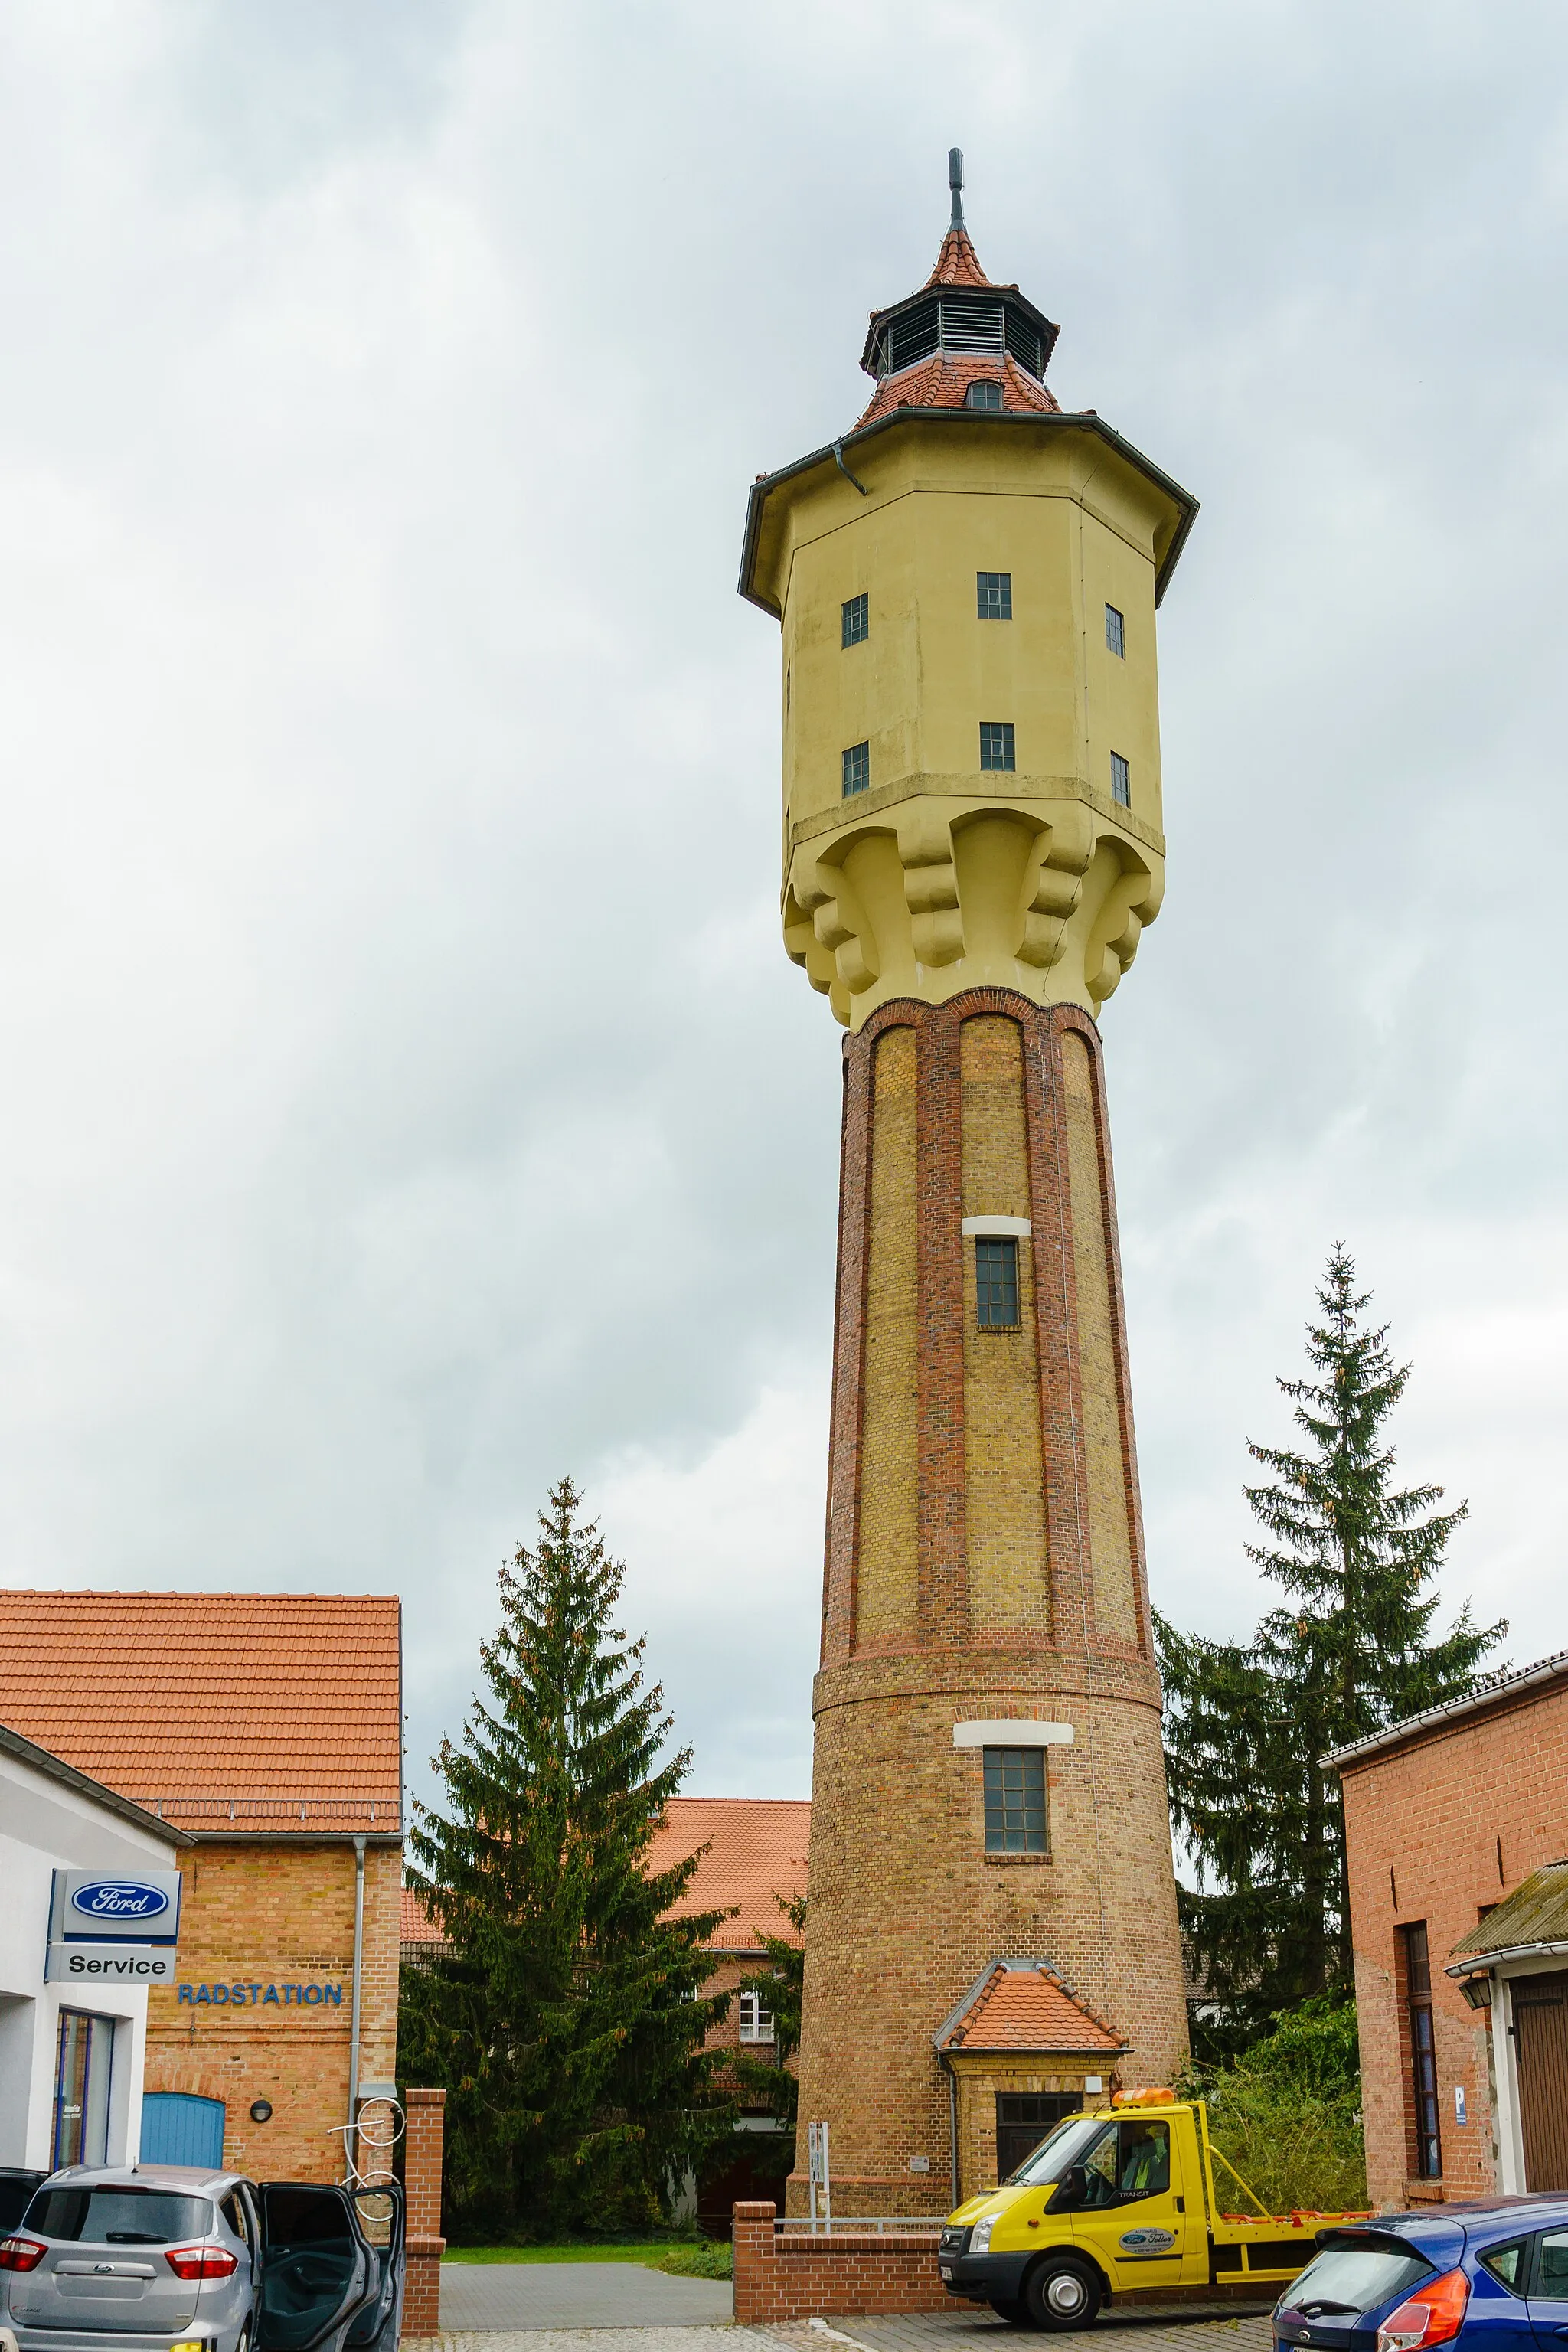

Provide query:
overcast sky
left=1, top=0, right=1563, bottom=1815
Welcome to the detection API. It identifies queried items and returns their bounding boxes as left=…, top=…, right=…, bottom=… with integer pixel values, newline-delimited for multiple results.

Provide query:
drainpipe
left=942, top=2054, right=959, bottom=2208
left=831, top=439, right=871, bottom=497
left=348, top=1834, right=367, bottom=2146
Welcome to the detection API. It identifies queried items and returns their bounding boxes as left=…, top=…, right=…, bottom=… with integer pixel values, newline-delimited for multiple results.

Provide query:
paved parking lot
left=436, top=2259, right=735, bottom=2331
left=407, top=2283, right=1276, bottom=2348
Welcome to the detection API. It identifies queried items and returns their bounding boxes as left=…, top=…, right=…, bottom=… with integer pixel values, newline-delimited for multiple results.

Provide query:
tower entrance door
left=996, top=2093, right=1082, bottom=2181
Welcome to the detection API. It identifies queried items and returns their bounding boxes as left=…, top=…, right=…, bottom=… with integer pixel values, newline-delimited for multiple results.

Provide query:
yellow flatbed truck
left=937, top=2090, right=1369, bottom=2330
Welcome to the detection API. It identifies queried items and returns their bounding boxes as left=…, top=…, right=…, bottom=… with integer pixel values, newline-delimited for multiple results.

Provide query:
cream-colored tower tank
left=740, top=157, right=1199, bottom=2213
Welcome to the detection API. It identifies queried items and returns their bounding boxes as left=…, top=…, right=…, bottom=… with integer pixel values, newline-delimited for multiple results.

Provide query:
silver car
left=0, top=2164, right=403, bottom=2352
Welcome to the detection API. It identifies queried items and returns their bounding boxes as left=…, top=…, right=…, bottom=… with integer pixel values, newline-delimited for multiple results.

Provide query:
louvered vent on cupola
left=867, top=289, right=1054, bottom=384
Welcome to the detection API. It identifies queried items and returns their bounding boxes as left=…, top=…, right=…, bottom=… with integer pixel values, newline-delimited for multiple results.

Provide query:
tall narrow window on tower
left=1401, top=1923, right=1443, bottom=2179
left=983, top=1747, right=1048, bottom=1854
left=842, top=740, right=870, bottom=796
left=975, top=1235, right=1020, bottom=1327
left=980, top=722, right=1016, bottom=773
left=842, top=593, right=868, bottom=648
left=1110, top=752, right=1130, bottom=807
left=977, top=571, right=1012, bottom=620
left=1106, top=604, right=1125, bottom=658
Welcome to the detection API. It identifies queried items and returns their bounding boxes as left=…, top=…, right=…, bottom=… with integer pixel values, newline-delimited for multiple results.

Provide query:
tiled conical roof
left=926, top=224, right=993, bottom=289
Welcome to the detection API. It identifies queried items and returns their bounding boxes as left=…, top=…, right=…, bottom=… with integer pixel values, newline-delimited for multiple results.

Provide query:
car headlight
left=971, top=2218, right=995, bottom=2254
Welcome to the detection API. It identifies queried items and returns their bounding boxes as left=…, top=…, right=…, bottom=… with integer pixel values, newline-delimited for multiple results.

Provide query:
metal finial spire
left=948, top=147, right=965, bottom=232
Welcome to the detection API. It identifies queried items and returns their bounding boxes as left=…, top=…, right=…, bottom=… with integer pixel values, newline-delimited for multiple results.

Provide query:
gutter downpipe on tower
left=348, top=1833, right=367, bottom=2148
left=942, top=2053, right=959, bottom=2208
left=831, top=439, right=871, bottom=496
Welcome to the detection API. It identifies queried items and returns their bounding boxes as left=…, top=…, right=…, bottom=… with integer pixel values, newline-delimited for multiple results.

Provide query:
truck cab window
left=1072, top=2120, right=1171, bottom=2207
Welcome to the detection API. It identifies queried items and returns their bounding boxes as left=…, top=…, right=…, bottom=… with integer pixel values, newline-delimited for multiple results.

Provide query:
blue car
left=1276, top=2204, right=1568, bottom=2352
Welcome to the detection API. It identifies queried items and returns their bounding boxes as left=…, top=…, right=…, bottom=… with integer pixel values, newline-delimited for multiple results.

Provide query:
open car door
left=255, top=2185, right=375, bottom=2352
left=343, top=2186, right=404, bottom=2352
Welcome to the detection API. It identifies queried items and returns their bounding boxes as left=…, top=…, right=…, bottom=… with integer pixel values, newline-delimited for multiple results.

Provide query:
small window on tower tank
left=976, top=571, right=1012, bottom=621
left=979, top=720, right=1015, bottom=772
left=966, top=378, right=1003, bottom=410
left=841, top=593, right=868, bottom=648
left=1110, top=751, right=1130, bottom=807
left=1106, top=603, right=1125, bottom=658
left=841, top=740, right=870, bottom=796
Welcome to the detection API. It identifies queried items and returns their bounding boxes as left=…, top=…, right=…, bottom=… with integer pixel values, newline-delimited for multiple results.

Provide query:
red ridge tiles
left=0, top=1589, right=401, bottom=1831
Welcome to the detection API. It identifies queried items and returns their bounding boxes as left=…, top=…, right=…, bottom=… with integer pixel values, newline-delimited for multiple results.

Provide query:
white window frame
left=738, top=1988, right=776, bottom=2044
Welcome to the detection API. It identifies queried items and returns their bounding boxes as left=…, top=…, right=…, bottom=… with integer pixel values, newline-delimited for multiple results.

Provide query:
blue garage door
left=140, top=2092, right=225, bottom=2166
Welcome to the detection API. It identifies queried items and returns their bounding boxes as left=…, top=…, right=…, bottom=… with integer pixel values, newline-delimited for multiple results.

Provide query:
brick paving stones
left=774, top=2309, right=1278, bottom=2351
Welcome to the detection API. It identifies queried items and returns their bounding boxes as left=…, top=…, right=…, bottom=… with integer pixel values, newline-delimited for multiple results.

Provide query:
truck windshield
left=1282, top=2246, right=1434, bottom=2316
left=1005, top=2115, right=1105, bottom=2187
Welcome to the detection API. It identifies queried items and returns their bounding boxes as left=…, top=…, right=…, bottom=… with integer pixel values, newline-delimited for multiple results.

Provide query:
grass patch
left=442, top=2240, right=694, bottom=2266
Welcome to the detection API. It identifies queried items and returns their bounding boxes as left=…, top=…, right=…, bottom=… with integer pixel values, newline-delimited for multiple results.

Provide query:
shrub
left=1182, top=1991, right=1368, bottom=2215
left=655, top=2240, right=733, bottom=2278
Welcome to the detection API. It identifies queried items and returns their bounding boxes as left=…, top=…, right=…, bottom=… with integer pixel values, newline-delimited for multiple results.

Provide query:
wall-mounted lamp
left=1458, top=1973, right=1494, bottom=2011
left=250, top=2098, right=274, bottom=2122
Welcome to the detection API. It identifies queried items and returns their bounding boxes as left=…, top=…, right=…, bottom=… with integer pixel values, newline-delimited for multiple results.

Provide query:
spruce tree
left=399, top=1478, right=735, bottom=2240
left=1155, top=1246, right=1504, bottom=2039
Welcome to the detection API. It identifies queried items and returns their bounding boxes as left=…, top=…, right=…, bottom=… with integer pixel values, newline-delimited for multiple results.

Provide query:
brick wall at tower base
left=731, top=2203, right=949, bottom=2322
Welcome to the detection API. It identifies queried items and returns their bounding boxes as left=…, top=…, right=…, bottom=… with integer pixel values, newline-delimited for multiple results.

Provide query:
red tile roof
left=925, top=226, right=995, bottom=290
left=854, top=349, right=1060, bottom=431
left=649, top=1796, right=808, bottom=1949
left=401, top=1885, right=440, bottom=1942
left=400, top=1794, right=809, bottom=1952
left=0, top=1590, right=402, bottom=1834
left=936, top=1961, right=1127, bottom=2055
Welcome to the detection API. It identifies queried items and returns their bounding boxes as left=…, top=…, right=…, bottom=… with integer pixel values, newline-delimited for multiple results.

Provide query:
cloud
left=0, top=0, right=1563, bottom=1813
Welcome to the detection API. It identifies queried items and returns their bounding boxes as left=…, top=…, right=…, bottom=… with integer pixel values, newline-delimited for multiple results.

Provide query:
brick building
left=737, top=162, right=1195, bottom=2210
left=1331, top=1648, right=1568, bottom=2208
left=0, top=1590, right=402, bottom=2181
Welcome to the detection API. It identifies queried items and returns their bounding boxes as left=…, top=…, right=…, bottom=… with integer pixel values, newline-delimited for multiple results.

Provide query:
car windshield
left=1006, top=2115, right=1106, bottom=2187
left=1282, top=2245, right=1434, bottom=2317
left=24, top=2188, right=214, bottom=2246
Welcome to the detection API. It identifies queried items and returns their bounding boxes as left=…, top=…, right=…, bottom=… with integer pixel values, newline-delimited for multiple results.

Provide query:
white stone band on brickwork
left=952, top=1720, right=1073, bottom=1747
left=959, top=1215, right=1033, bottom=1236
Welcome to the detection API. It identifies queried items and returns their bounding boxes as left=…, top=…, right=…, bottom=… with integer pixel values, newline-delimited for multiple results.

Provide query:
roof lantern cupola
left=854, top=149, right=1062, bottom=426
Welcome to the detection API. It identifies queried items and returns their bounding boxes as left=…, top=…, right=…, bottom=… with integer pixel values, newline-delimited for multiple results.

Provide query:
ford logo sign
left=1118, top=2227, right=1178, bottom=2252
left=70, top=1880, right=171, bottom=1922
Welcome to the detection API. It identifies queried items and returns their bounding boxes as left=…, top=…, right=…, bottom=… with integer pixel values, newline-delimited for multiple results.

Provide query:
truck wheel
left=1024, top=2256, right=1102, bottom=2331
